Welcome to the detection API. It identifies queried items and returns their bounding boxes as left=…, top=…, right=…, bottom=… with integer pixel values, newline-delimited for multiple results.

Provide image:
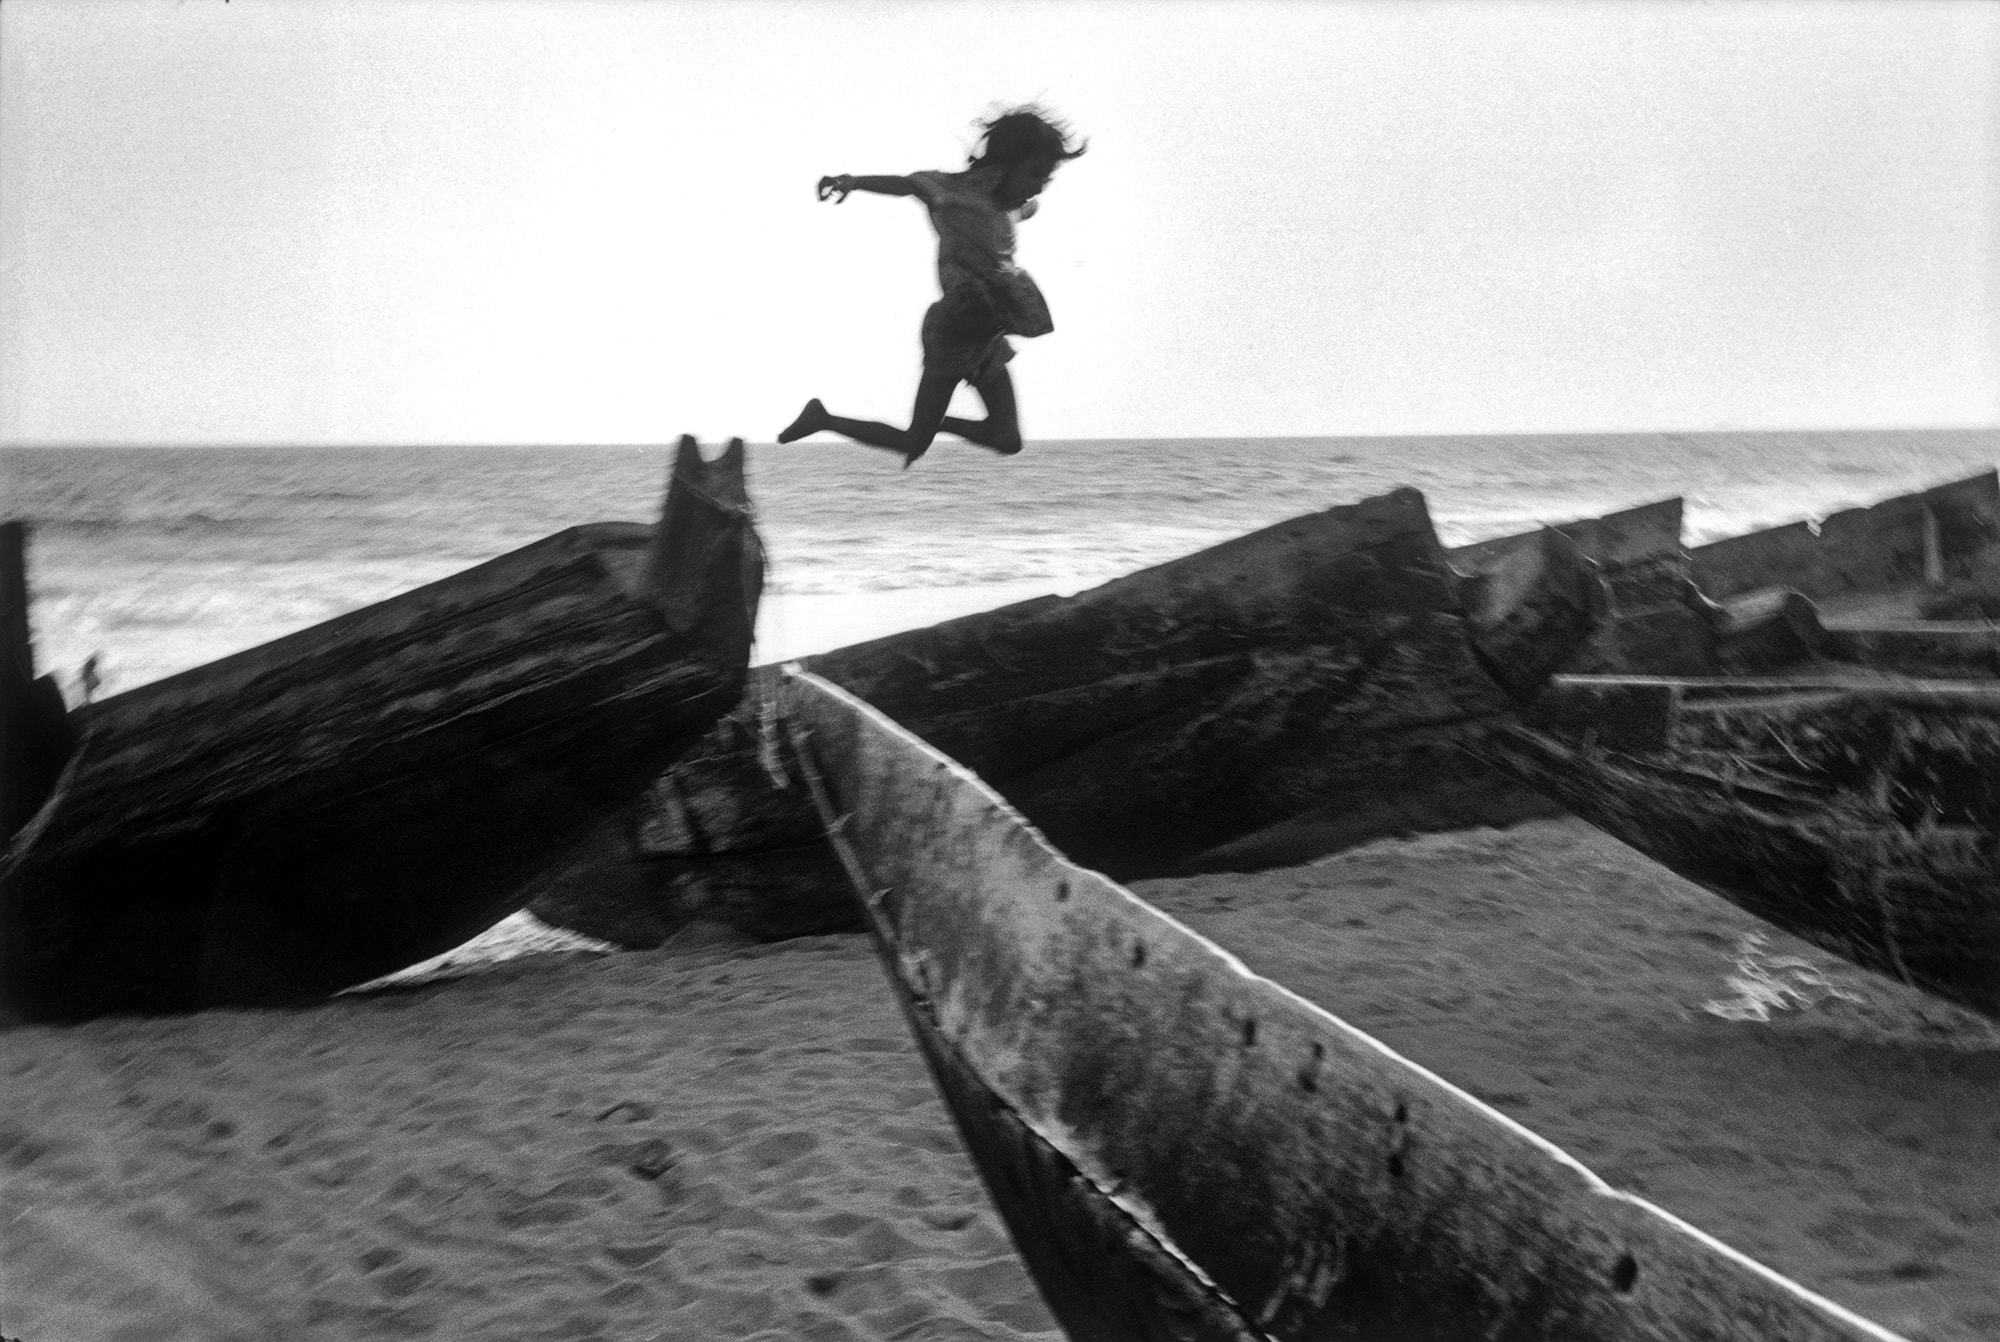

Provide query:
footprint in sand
left=372, top=1263, right=435, bottom=1299
left=0, top=1124, right=52, bottom=1171
left=140, top=1096, right=213, bottom=1131
left=744, top=1130, right=820, bottom=1168
left=592, top=1136, right=678, bottom=1182
left=605, top=1242, right=670, bottom=1268
left=494, top=1190, right=590, bottom=1230
left=813, top=1211, right=920, bottom=1264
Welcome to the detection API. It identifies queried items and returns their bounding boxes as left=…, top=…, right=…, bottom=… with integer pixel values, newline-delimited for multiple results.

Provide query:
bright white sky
left=3, top=0, right=1996, bottom=445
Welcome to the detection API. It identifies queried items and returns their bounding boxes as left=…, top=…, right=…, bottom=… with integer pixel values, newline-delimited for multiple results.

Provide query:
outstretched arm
left=817, top=174, right=917, bottom=203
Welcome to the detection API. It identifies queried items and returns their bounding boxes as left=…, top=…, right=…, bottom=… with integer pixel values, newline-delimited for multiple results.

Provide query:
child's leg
left=941, top=366, right=1023, bottom=455
left=777, top=373, right=957, bottom=465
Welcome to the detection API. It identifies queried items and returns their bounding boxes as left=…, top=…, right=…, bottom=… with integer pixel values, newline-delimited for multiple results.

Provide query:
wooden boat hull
left=1690, top=470, right=2000, bottom=606
left=1, top=438, right=762, bottom=1020
left=798, top=487, right=1566, bottom=877
left=1451, top=496, right=1719, bottom=675
left=1467, top=676, right=2000, bottom=1020
left=2, top=521, right=78, bottom=844
left=782, top=669, right=1905, bottom=1342
left=530, top=489, right=1604, bottom=947
left=1451, top=470, right=2000, bottom=679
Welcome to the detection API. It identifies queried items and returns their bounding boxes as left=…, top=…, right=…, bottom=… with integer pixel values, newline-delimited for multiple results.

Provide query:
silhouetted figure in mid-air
left=778, top=105, right=1087, bottom=467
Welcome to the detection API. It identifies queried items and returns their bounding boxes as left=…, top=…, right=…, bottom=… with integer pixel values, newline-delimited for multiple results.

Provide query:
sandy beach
left=4, top=816, right=1996, bottom=1342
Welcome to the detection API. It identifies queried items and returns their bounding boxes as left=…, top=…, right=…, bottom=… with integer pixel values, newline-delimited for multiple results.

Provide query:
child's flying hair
left=969, top=104, right=1089, bottom=170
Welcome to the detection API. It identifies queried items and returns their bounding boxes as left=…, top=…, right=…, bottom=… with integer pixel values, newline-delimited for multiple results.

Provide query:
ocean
left=5, top=429, right=1998, bottom=701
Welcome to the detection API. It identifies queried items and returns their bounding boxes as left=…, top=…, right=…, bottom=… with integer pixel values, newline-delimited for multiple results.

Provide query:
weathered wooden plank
left=1693, top=584, right=2000, bottom=680
left=1690, top=471, right=2000, bottom=603
left=535, top=487, right=1602, bottom=946
left=1, top=521, right=27, bottom=708
left=791, top=487, right=1525, bottom=877
left=1470, top=675, right=2000, bottom=1020
left=1460, top=524, right=1607, bottom=698
left=1711, top=587, right=1825, bottom=673
left=0, top=521, right=78, bottom=851
left=784, top=669, right=1906, bottom=1342
left=1451, top=497, right=1715, bottom=675
left=1, top=437, right=762, bottom=1020
left=1818, top=621, right=2000, bottom=679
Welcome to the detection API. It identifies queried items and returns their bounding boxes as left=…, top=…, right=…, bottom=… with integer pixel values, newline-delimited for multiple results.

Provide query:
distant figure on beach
left=777, top=105, right=1086, bottom=467
left=78, top=653, right=101, bottom=705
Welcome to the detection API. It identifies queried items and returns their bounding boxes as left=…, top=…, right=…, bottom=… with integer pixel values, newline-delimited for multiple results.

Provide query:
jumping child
left=777, top=106, right=1086, bottom=466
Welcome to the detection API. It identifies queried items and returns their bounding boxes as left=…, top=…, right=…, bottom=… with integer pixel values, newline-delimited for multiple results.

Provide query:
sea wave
left=11, top=432, right=1994, bottom=693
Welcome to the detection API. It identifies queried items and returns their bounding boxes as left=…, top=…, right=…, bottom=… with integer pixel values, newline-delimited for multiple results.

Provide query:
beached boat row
left=528, top=470, right=2000, bottom=1021
left=7, top=454, right=1993, bottom=1339
left=1450, top=468, right=2000, bottom=679
left=527, top=490, right=1609, bottom=949
left=15, top=460, right=1983, bottom=1022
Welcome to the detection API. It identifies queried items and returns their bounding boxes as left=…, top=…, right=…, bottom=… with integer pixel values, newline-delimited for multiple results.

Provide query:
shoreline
left=4, top=817, right=1995, bottom=1341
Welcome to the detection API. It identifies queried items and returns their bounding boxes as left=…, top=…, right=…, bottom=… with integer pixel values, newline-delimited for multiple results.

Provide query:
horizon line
left=7, top=424, right=1999, bottom=451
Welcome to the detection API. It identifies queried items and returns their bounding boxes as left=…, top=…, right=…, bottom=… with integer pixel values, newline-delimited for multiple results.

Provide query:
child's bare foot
left=776, top=399, right=828, bottom=444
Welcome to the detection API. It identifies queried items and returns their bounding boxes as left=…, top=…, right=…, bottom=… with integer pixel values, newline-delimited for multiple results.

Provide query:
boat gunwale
left=782, top=666, right=1909, bottom=1342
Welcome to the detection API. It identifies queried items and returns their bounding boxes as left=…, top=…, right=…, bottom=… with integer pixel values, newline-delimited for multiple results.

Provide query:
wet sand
left=4, top=817, right=1996, bottom=1341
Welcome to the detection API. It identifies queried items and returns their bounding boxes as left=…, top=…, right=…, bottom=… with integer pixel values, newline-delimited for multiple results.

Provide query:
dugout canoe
left=531, top=489, right=1604, bottom=946
left=1450, top=495, right=1714, bottom=675
left=1466, top=675, right=2000, bottom=1021
left=779, top=668, right=1907, bottom=1342
left=0, top=436, right=763, bottom=1021
left=1449, top=468, right=2000, bottom=678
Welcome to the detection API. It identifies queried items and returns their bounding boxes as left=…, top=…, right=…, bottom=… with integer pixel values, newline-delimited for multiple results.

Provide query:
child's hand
left=816, top=175, right=854, bottom=203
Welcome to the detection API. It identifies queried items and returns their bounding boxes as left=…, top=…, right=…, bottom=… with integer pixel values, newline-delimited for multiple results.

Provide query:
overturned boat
left=532, top=488, right=1603, bottom=945
left=0, top=437, right=762, bottom=1021
left=1466, top=674, right=2000, bottom=1021
left=782, top=668, right=1907, bottom=1342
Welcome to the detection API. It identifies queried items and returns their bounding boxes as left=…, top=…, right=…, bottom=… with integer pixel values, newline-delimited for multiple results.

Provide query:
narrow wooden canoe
left=1, top=436, right=762, bottom=1021
left=1450, top=469, right=2000, bottom=679
left=787, top=487, right=1584, bottom=878
left=531, top=489, right=1603, bottom=946
left=1451, top=496, right=1716, bottom=675
left=1689, top=470, right=1999, bottom=608
left=1686, top=468, right=2000, bottom=677
left=1467, top=675, right=2000, bottom=1021
left=781, top=668, right=1907, bottom=1342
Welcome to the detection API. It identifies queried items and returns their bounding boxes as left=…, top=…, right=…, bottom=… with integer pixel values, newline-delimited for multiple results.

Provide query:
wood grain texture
left=535, top=488, right=1595, bottom=947
left=1690, top=471, right=2000, bottom=603
left=1, top=522, right=76, bottom=845
left=783, top=669, right=1907, bottom=1342
left=2, top=438, right=762, bottom=1020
